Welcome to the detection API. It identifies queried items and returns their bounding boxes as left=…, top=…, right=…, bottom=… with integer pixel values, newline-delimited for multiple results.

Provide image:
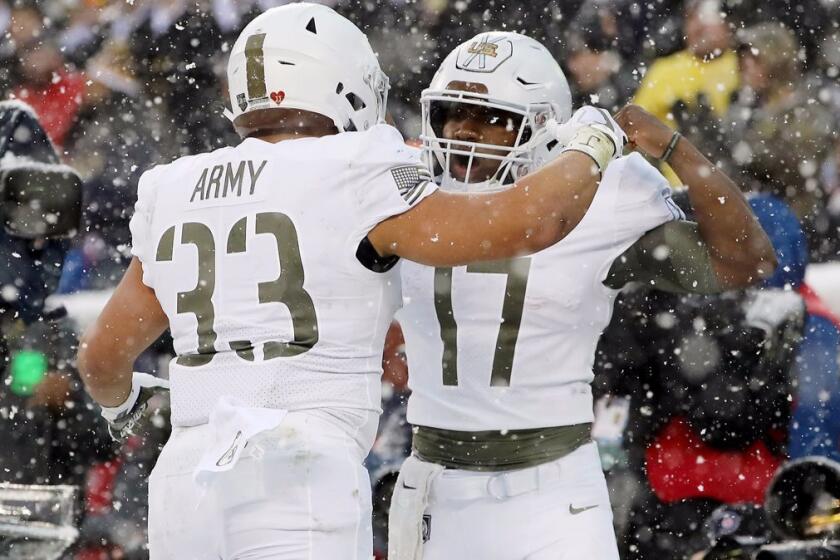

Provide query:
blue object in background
left=788, top=314, right=840, bottom=462
left=749, top=194, right=840, bottom=461
left=56, top=248, right=88, bottom=295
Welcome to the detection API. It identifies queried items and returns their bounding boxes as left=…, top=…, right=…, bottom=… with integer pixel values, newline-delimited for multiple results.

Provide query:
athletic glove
left=546, top=106, right=627, bottom=174
left=99, top=372, right=170, bottom=441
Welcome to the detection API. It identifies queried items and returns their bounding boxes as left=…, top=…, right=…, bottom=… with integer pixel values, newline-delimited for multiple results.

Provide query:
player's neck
left=254, top=131, right=327, bottom=143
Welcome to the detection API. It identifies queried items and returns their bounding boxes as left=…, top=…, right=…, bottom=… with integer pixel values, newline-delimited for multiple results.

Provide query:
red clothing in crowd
left=14, top=70, right=86, bottom=148
left=646, top=417, right=783, bottom=505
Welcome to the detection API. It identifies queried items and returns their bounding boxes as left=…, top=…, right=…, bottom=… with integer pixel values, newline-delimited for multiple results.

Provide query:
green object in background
left=9, top=350, right=48, bottom=396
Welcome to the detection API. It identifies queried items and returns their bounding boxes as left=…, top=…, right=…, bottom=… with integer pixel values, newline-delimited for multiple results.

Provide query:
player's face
left=431, top=102, right=522, bottom=183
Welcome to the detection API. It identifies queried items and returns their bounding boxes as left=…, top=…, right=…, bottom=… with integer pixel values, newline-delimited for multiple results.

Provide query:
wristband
left=661, top=130, right=682, bottom=163
left=99, top=383, right=139, bottom=422
left=561, top=124, right=619, bottom=173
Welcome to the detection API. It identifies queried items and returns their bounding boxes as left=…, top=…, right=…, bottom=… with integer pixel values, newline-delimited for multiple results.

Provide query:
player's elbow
left=77, top=331, right=118, bottom=390
left=76, top=335, right=99, bottom=388
left=522, top=218, right=568, bottom=255
left=746, top=236, right=779, bottom=283
left=757, top=251, right=779, bottom=280
left=715, top=253, right=778, bottom=290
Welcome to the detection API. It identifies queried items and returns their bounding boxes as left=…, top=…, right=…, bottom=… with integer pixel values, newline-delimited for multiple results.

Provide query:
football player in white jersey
left=389, top=32, right=778, bottom=560
left=76, top=6, right=629, bottom=560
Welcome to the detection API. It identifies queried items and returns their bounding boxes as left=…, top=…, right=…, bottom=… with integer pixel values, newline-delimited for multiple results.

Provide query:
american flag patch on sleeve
left=390, top=165, right=433, bottom=205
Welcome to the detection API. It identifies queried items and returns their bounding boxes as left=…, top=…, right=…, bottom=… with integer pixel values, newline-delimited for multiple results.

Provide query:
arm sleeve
left=605, top=220, right=721, bottom=294
left=345, top=125, right=438, bottom=242
left=128, top=167, right=159, bottom=288
left=612, top=153, right=686, bottom=240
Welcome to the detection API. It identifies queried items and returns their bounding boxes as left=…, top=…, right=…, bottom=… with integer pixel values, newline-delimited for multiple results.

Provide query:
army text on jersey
left=190, top=160, right=268, bottom=203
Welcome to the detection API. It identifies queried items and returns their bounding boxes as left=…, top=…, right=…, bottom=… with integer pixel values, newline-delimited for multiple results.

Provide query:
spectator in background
left=595, top=191, right=807, bottom=560
left=750, top=196, right=840, bottom=462
left=565, top=4, right=637, bottom=113
left=0, top=312, right=113, bottom=493
left=1, top=1, right=41, bottom=97
left=633, top=0, right=738, bottom=127
left=60, top=41, right=165, bottom=293
left=343, top=0, right=445, bottom=137
left=129, top=0, right=231, bottom=155
left=724, top=23, right=836, bottom=260
left=0, top=0, right=13, bottom=93
left=9, top=4, right=86, bottom=149
left=58, top=0, right=106, bottom=67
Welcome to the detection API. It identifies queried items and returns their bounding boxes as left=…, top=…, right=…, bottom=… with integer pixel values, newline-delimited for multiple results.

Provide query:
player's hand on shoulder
left=546, top=105, right=627, bottom=174
left=99, top=372, right=169, bottom=441
left=614, top=104, right=677, bottom=160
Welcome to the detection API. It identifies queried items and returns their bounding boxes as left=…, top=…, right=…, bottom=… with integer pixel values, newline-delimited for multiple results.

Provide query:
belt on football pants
left=426, top=442, right=596, bottom=502
left=412, top=423, right=592, bottom=471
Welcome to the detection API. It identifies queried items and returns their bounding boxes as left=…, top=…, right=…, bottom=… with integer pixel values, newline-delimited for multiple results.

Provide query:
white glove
left=100, top=372, right=169, bottom=440
left=743, top=289, right=805, bottom=336
left=546, top=106, right=627, bottom=173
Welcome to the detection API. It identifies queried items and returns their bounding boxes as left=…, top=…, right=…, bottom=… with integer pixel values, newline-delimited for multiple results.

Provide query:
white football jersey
left=129, top=124, right=436, bottom=426
left=397, top=153, right=684, bottom=431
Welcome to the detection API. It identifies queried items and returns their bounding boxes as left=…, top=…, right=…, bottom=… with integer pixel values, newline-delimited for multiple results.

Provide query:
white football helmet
left=421, top=31, right=572, bottom=190
left=226, top=3, right=389, bottom=134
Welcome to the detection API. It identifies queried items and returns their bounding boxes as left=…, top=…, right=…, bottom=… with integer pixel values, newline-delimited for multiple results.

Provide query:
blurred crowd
left=2, top=0, right=840, bottom=558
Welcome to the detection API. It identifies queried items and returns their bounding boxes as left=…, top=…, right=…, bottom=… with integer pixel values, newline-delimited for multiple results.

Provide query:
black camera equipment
left=0, top=100, right=81, bottom=240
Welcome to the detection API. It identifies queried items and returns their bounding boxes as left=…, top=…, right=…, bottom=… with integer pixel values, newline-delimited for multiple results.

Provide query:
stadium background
left=2, top=0, right=840, bottom=558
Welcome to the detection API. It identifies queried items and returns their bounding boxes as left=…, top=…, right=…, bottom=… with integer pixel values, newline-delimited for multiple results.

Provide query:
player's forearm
left=77, top=258, right=169, bottom=407
left=394, top=151, right=600, bottom=267
left=668, top=137, right=777, bottom=288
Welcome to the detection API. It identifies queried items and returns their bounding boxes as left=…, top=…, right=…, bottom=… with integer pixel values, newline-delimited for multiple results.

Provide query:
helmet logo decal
left=467, top=40, right=499, bottom=59
left=236, top=93, right=248, bottom=112
left=456, top=36, right=512, bottom=73
left=244, top=33, right=268, bottom=100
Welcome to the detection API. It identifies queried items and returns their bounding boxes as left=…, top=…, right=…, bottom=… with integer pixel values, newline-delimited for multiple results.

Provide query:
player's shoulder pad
left=347, top=124, right=421, bottom=167
left=136, top=146, right=235, bottom=196
left=135, top=162, right=166, bottom=205
left=614, top=152, right=671, bottom=197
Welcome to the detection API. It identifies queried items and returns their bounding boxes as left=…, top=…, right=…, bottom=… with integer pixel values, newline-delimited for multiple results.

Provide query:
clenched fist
left=614, top=104, right=679, bottom=160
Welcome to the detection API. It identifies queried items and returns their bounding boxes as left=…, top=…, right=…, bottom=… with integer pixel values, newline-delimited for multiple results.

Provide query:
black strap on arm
left=604, top=221, right=722, bottom=294
left=356, top=235, right=400, bottom=273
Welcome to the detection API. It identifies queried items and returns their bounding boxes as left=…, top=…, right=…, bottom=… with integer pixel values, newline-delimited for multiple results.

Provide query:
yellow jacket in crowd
left=633, top=49, right=739, bottom=183
left=633, top=49, right=739, bottom=124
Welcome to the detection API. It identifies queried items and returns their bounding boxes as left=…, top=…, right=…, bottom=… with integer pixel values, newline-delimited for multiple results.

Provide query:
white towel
left=193, top=397, right=287, bottom=487
left=388, top=455, right=444, bottom=560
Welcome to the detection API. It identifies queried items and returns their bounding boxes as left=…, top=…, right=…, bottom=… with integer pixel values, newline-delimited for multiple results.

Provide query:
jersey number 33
left=155, top=211, right=319, bottom=366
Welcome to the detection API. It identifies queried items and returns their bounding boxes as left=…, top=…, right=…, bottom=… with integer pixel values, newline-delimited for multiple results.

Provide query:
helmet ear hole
left=346, top=92, right=367, bottom=111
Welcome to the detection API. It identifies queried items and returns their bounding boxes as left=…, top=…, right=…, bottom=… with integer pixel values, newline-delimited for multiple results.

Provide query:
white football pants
left=392, top=441, right=620, bottom=560
left=148, top=407, right=378, bottom=560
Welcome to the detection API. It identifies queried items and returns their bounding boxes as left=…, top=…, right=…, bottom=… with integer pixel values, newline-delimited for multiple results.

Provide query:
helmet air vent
left=306, top=17, right=317, bottom=34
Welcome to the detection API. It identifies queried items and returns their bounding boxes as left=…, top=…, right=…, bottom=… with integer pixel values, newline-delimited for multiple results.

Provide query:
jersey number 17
left=434, top=257, right=531, bottom=388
